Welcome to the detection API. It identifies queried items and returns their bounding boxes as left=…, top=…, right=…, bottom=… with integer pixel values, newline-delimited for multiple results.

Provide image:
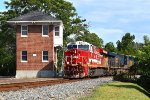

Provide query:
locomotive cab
left=64, top=41, right=108, bottom=78
left=65, top=41, right=90, bottom=65
left=64, top=41, right=91, bottom=78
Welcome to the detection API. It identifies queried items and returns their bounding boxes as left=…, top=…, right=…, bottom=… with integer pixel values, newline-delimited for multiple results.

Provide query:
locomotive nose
left=65, top=49, right=78, bottom=65
left=72, top=49, right=78, bottom=65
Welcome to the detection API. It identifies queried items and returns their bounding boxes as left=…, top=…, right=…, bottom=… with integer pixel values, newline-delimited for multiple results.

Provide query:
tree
left=4, top=0, right=89, bottom=45
left=134, top=42, right=144, bottom=50
left=116, top=33, right=136, bottom=55
left=0, top=13, right=16, bottom=75
left=116, top=40, right=122, bottom=52
left=76, top=32, right=103, bottom=47
left=143, top=35, right=150, bottom=46
left=137, top=35, right=150, bottom=75
left=104, top=42, right=116, bottom=52
left=137, top=36, right=150, bottom=91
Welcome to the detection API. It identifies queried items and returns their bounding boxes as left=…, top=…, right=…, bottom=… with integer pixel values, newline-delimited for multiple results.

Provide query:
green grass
left=79, top=82, right=150, bottom=100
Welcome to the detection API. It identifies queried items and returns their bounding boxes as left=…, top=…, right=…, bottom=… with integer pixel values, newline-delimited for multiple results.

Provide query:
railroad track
left=0, top=78, right=90, bottom=92
left=0, top=76, right=112, bottom=92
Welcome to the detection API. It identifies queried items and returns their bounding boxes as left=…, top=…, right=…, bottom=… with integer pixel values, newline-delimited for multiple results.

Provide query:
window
left=42, top=25, right=49, bottom=36
left=78, top=45, right=89, bottom=51
left=21, top=25, right=28, bottom=37
left=54, top=26, right=60, bottom=36
left=67, top=45, right=77, bottom=50
left=42, top=51, right=48, bottom=62
left=21, top=51, right=27, bottom=62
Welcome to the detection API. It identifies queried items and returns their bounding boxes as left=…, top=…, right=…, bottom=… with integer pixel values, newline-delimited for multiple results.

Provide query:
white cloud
left=90, top=27, right=124, bottom=45
left=133, top=33, right=150, bottom=43
left=84, top=11, right=113, bottom=23
left=70, top=0, right=150, bottom=44
left=0, top=10, right=8, bottom=12
left=90, top=27, right=150, bottom=45
left=70, top=0, right=150, bottom=23
left=118, top=18, right=130, bottom=24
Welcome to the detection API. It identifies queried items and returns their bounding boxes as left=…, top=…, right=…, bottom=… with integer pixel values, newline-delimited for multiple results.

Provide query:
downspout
left=53, top=25, right=55, bottom=77
left=55, top=47, right=58, bottom=76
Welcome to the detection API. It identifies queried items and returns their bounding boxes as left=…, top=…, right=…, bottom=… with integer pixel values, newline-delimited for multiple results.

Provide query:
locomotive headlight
left=67, top=62, right=69, bottom=64
left=78, top=51, right=81, bottom=54
left=74, top=50, right=76, bottom=54
left=73, top=56, right=78, bottom=58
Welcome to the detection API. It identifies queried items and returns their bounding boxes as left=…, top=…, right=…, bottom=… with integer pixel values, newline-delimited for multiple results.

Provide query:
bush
left=113, top=73, right=137, bottom=82
left=138, top=75, right=150, bottom=92
left=0, top=61, right=16, bottom=76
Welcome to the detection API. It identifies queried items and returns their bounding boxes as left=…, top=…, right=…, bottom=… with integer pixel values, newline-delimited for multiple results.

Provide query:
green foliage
left=114, top=34, right=150, bottom=92
left=143, top=35, right=150, bottom=46
left=116, top=33, right=136, bottom=55
left=137, top=42, right=150, bottom=76
left=134, top=42, right=144, bottom=51
left=76, top=32, right=103, bottom=47
left=104, top=42, right=116, bottom=52
left=0, top=14, right=16, bottom=76
left=56, top=47, right=64, bottom=71
left=135, top=36, right=150, bottom=92
left=113, top=73, right=138, bottom=83
left=4, top=0, right=89, bottom=45
left=138, top=75, right=150, bottom=92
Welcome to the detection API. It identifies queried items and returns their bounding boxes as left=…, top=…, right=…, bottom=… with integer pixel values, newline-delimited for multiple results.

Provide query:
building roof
left=7, top=11, right=63, bottom=25
left=67, top=41, right=91, bottom=46
left=9, top=11, right=59, bottom=21
left=108, top=52, right=118, bottom=57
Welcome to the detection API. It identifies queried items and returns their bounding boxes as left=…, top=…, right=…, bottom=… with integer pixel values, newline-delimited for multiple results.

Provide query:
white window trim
left=21, top=51, right=28, bottom=62
left=21, top=25, right=28, bottom=37
left=42, top=51, right=49, bottom=62
left=42, top=25, right=49, bottom=37
left=54, top=26, right=60, bottom=37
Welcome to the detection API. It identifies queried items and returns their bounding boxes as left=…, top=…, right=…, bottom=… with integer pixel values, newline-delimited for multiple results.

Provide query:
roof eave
left=7, top=20, right=63, bottom=25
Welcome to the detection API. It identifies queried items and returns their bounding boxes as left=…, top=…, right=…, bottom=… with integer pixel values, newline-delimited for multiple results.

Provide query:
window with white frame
left=42, top=25, right=49, bottom=36
left=54, top=26, right=60, bottom=36
left=42, top=51, right=48, bottom=62
left=21, top=25, right=28, bottom=36
left=21, top=51, right=27, bottom=62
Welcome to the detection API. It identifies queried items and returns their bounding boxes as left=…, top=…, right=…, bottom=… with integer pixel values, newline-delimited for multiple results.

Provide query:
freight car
left=64, top=41, right=134, bottom=78
left=107, top=52, right=134, bottom=75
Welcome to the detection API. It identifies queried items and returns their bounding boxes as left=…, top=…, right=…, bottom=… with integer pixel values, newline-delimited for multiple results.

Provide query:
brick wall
left=16, top=25, right=54, bottom=71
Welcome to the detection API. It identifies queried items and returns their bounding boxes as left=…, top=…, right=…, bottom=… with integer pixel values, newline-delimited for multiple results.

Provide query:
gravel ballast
left=0, top=77, right=113, bottom=100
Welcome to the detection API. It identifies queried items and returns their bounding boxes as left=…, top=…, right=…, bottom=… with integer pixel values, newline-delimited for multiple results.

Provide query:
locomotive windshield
left=67, top=45, right=77, bottom=50
left=78, top=45, right=89, bottom=51
left=67, top=44, right=89, bottom=51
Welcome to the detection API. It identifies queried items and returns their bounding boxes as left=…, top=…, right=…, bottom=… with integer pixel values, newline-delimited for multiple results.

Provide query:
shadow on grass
left=108, top=84, right=150, bottom=98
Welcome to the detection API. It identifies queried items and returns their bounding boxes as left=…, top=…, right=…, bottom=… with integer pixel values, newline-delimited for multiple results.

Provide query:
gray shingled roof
left=9, top=11, right=59, bottom=21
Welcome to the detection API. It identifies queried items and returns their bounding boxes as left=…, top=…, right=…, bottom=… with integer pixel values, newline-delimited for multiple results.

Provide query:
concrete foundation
left=16, top=70, right=55, bottom=79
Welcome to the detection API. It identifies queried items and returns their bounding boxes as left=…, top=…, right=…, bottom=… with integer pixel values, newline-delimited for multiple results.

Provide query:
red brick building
left=7, top=11, right=63, bottom=78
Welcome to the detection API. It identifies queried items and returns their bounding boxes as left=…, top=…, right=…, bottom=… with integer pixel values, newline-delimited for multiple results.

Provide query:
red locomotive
left=64, top=41, right=109, bottom=78
left=64, top=41, right=135, bottom=78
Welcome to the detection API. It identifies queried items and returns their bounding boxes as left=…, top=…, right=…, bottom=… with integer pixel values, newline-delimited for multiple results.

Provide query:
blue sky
left=69, top=0, right=150, bottom=45
left=1, top=0, right=150, bottom=45
left=0, top=0, right=7, bottom=12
